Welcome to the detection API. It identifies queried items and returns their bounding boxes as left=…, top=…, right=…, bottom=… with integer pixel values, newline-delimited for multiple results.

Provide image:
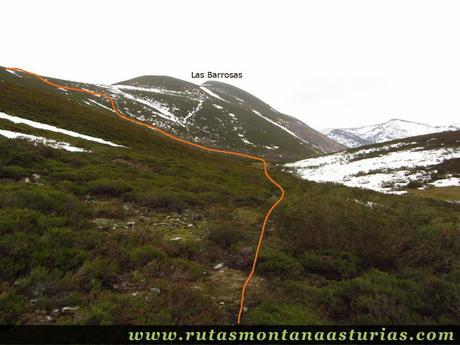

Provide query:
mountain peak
left=115, top=75, right=199, bottom=92
left=325, top=119, right=459, bottom=148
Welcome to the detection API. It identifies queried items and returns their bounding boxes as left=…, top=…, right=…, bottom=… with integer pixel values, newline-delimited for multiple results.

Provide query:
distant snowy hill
left=285, top=131, right=460, bottom=194
left=323, top=119, right=460, bottom=148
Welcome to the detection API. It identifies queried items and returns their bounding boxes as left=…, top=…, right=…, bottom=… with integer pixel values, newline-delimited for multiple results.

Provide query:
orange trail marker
left=4, top=67, right=286, bottom=324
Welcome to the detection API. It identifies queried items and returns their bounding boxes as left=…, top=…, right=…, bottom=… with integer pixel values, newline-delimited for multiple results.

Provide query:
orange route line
left=4, top=67, right=286, bottom=324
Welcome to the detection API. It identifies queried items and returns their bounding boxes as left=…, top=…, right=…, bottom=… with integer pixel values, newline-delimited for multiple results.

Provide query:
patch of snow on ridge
left=238, top=133, right=255, bottom=146
left=87, top=99, right=115, bottom=113
left=200, top=87, right=228, bottom=102
left=285, top=144, right=460, bottom=194
left=183, top=99, right=204, bottom=123
left=101, top=86, right=185, bottom=126
left=0, top=129, right=89, bottom=152
left=5, top=69, right=23, bottom=78
left=114, top=84, right=173, bottom=95
left=250, top=109, right=310, bottom=145
left=213, top=104, right=223, bottom=110
left=0, top=112, right=125, bottom=147
left=430, top=177, right=460, bottom=187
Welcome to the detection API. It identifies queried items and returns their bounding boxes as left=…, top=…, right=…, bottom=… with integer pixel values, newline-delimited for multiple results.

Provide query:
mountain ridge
left=2, top=67, right=346, bottom=160
left=324, top=118, right=460, bottom=148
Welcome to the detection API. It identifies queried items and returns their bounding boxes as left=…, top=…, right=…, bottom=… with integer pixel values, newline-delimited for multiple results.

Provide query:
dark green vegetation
left=1, top=70, right=459, bottom=325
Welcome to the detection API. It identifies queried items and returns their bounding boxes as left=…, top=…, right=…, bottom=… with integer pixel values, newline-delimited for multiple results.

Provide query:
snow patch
left=0, top=112, right=125, bottom=147
left=102, top=87, right=185, bottom=126
left=87, top=99, right=115, bottom=113
left=5, top=69, right=23, bottom=78
left=286, top=144, right=460, bottom=194
left=429, top=177, right=460, bottom=187
left=250, top=109, right=310, bottom=145
left=200, top=87, right=227, bottom=102
left=0, top=129, right=89, bottom=152
left=183, top=99, right=204, bottom=123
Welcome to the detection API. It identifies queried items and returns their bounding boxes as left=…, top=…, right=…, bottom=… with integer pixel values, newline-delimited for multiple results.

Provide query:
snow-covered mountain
left=324, top=119, right=460, bottom=148
left=285, top=130, right=460, bottom=194
left=1, top=68, right=344, bottom=160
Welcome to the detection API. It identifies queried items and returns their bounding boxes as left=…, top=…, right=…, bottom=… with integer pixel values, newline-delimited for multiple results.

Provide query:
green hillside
left=0, top=69, right=459, bottom=325
left=1, top=68, right=344, bottom=161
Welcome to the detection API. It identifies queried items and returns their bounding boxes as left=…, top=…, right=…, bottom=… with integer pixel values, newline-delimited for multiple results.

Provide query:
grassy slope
left=1, top=69, right=320, bottom=160
left=0, top=76, right=459, bottom=325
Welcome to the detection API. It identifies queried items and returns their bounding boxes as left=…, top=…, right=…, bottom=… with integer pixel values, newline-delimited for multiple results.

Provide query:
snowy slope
left=0, top=129, right=89, bottom=152
left=324, top=119, right=460, bottom=148
left=285, top=131, right=460, bottom=194
left=0, top=111, right=125, bottom=147
left=0, top=67, right=343, bottom=160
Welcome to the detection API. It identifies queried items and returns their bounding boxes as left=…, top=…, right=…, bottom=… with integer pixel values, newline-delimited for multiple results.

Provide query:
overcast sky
left=2, top=0, right=460, bottom=129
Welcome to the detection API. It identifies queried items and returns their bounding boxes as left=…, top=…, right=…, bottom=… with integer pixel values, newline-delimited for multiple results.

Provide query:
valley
left=0, top=67, right=459, bottom=326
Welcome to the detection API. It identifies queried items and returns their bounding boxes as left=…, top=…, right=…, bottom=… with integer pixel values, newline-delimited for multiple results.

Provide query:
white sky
left=2, top=0, right=460, bottom=129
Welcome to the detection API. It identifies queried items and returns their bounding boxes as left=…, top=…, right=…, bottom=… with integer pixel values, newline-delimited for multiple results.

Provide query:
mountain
left=323, top=119, right=460, bottom=148
left=1, top=68, right=343, bottom=160
left=1, top=66, right=459, bottom=325
left=286, top=130, right=460, bottom=195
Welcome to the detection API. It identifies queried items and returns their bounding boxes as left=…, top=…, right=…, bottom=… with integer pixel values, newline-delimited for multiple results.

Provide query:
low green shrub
left=0, top=289, right=27, bottom=324
left=122, top=190, right=186, bottom=212
left=300, top=250, right=360, bottom=279
left=127, top=246, right=166, bottom=269
left=257, top=248, right=303, bottom=276
left=246, top=301, right=322, bottom=325
left=166, top=239, right=201, bottom=259
left=207, top=222, right=249, bottom=249
left=88, top=178, right=132, bottom=196
left=0, top=165, right=27, bottom=178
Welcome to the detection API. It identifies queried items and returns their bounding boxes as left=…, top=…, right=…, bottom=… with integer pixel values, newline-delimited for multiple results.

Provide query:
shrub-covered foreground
left=0, top=78, right=459, bottom=325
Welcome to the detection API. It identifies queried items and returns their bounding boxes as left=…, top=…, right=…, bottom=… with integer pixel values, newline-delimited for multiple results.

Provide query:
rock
left=219, top=301, right=225, bottom=305
left=125, top=221, right=136, bottom=229
left=24, top=177, right=31, bottom=183
left=149, top=288, right=161, bottom=295
left=122, top=203, right=131, bottom=211
left=214, top=263, right=224, bottom=270
left=187, top=223, right=193, bottom=228
left=61, top=306, right=79, bottom=314
left=51, top=308, right=60, bottom=315
left=32, top=173, right=41, bottom=180
left=92, top=218, right=114, bottom=230
left=170, top=236, right=182, bottom=241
